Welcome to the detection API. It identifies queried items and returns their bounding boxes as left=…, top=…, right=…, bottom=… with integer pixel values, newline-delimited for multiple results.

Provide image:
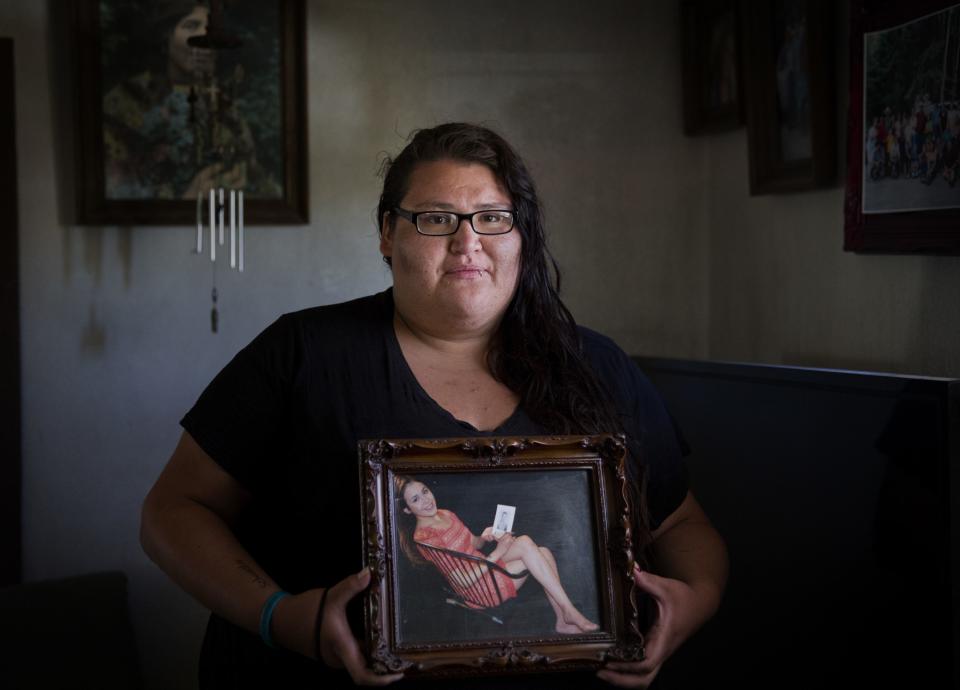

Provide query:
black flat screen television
left=634, top=357, right=959, bottom=690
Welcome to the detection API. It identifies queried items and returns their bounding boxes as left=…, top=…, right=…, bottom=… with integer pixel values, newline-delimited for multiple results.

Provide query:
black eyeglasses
left=392, top=207, right=515, bottom=236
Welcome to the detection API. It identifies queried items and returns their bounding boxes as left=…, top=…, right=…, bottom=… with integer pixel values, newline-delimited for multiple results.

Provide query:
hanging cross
left=205, top=80, right=221, bottom=112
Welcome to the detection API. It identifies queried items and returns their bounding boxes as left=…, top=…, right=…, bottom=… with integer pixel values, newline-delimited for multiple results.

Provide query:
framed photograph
left=72, top=0, right=308, bottom=225
left=682, top=0, right=744, bottom=134
left=741, top=0, right=836, bottom=194
left=359, top=435, right=645, bottom=678
left=844, top=0, right=960, bottom=253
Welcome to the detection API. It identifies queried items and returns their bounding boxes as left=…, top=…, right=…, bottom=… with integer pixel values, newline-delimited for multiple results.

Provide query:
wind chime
left=188, top=0, right=244, bottom=333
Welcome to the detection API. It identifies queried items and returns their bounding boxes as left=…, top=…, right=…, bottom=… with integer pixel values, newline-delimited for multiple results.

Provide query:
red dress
left=414, top=509, right=519, bottom=609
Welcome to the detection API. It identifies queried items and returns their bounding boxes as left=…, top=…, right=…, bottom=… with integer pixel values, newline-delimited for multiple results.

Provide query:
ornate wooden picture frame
left=72, top=0, right=308, bottom=225
left=359, top=435, right=643, bottom=679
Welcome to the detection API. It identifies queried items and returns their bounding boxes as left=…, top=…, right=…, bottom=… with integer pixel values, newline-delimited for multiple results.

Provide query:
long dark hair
left=377, top=123, right=651, bottom=555
left=394, top=474, right=427, bottom=566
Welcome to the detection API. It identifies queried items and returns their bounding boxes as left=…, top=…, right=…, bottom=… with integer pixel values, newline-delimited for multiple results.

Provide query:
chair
left=415, top=541, right=528, bottom=623
left=0, top=571, right=142, bottom=690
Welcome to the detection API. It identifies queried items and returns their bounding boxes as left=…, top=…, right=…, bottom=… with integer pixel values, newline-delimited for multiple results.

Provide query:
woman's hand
left=487, top=532, right=515, bottom=562
left=597, top=491, right=727, bottom=688
left=182, top=161, right=248, bottom=199
left=316, top=568, right=403, bottom=686
left=596, top=565, right=704, bottom=689
left=479, top=526, right=497, bottom=542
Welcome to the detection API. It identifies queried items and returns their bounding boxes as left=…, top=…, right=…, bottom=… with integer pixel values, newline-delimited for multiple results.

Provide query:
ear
left=403, top=507, right=411, bottom=515
left=379, top=211, right=394, bottom=260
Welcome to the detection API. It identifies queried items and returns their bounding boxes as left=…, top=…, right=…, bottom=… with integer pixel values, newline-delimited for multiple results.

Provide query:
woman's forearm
left=141, top=495, right=278, bottom=632
left=141, top=433, right=325, bottom=659
left=649, top=494, right=729, bottom=620
left=140, top=492, right=321, bottom=658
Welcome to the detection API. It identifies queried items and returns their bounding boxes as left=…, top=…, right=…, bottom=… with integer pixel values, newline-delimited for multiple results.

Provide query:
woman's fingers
left=597, top=568, right=676, bottom=687
left=632, top=565, right=668, bottom=602
left=319, top=568, right=403, bottom=686
left=221, top=162, right=247, bottom=189
left=334, top=635, right=403, bottom=687
left=596, top=666, right=659, bottom=689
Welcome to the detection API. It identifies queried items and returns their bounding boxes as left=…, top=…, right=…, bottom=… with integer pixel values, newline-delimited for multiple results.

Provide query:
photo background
left=391, top=468, right=603, bottom=646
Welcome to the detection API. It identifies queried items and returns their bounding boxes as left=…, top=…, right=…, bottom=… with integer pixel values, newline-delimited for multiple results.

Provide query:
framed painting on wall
left=844, top=0, right=960, bottom=253
left=741, top=0, right=836, bottom=194
left=681, top=0, right=744, bottom=134
left=72, top=0, right=308, bottom=225
left=359, top=435, right=645, bottom=678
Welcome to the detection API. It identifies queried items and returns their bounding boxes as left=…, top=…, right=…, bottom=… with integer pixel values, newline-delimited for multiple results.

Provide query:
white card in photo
left=492, top=504, right=516, bottom=537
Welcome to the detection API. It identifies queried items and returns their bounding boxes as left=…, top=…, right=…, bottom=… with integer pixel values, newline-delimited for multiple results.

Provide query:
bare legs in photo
left=501, top=535, right=598, bottom=634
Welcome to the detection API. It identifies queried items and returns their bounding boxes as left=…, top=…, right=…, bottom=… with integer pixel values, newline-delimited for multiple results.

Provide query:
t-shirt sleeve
left=180, top=314, right=302, bottom=490
left=624, top=362, right=690, bottom=530
left=583, top=330, right=689, bottom=530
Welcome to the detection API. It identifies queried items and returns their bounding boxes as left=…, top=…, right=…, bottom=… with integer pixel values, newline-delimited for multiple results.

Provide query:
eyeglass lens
left=417, top=211, right=513, bottom=235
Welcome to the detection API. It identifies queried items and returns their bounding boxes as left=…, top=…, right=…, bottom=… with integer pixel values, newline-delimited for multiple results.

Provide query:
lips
left=444, top=265, right=487, bottom=278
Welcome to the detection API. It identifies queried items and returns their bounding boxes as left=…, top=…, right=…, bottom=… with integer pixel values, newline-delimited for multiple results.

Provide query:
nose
left=448, top=217, right=482, bottom=254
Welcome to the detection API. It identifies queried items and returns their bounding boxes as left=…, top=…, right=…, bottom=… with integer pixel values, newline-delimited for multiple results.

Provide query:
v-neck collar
left=380, top=289, right=524, bottom=434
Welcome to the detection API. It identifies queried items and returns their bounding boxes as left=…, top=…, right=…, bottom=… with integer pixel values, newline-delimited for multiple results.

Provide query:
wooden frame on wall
left=681, top=0, right=745, bottom=134
left=359, top=435, right=644, bottom=679
left=843, top=0, right=960, bottom=254
left=72, top=0, right=308, bottom=225
left=741, top=0, right=836, bottom=194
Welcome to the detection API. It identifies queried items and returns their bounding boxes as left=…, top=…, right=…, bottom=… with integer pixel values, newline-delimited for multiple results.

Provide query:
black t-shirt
left=181, top=288, right=687, bottom=688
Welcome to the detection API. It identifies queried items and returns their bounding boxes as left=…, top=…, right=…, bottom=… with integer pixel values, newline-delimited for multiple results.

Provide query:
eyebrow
left=409, top=201, right=512, bottom=211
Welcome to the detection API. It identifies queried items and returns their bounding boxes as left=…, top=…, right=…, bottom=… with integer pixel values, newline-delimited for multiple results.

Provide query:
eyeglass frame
left=391, top=207, right=516, bottom=236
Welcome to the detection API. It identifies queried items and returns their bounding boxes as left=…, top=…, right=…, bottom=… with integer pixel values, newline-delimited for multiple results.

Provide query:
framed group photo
left=72, top=0, right=308, bottom=225
left=844, top=0, right=960, bottom=253
left=359, top=436, right=645, bottom=678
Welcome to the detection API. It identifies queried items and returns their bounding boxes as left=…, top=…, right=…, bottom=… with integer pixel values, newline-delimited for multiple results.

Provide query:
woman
left=396, top=475, right=598, bottom=634
left=141, top=123, right=727, bottom=689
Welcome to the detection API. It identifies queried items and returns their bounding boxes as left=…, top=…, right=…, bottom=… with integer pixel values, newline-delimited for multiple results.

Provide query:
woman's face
left=380, top=159, right=522, bottom=333
left=168, top=6, right=214, bottom=81
left=402, top=481, right=438, bottom=518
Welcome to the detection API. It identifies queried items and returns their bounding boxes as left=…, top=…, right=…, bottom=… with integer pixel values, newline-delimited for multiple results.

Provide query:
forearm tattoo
left=236, top=559, right=268, bottom=588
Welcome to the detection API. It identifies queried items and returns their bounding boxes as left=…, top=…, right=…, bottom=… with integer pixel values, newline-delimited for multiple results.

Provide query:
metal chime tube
left=195, top=187, right=245, bottom=331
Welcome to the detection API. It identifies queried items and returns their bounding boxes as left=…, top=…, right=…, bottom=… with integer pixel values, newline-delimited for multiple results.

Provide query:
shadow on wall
left=910, top=256, right=960, bottom=377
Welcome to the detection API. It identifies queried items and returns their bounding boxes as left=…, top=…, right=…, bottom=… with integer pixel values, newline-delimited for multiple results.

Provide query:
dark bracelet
left=314, top=586, right=330, bottom=662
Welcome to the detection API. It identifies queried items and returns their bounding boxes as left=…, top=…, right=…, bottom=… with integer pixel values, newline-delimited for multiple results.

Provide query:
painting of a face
left=168, top=6, right=214, bottom=80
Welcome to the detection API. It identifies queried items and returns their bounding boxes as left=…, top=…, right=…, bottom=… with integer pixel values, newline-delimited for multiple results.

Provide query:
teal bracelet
left=259, top=590, right=290, bottom=649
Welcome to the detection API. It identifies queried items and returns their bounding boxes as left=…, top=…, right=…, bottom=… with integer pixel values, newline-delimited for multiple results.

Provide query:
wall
left=4, top=0, right=958, bottom=687
left=704, top=1, right=960, bottom=378
left=3, top=2, right=705, bottom=688
left=707, top=135, right=960, bottom=377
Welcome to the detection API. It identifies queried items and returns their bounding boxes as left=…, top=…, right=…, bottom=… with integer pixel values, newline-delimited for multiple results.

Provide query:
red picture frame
left=843, top=0, right=960, bottom=253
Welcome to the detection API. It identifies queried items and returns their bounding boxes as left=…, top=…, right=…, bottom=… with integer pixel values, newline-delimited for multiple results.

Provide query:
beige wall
left=707, top=128, right=960, bottom=377
left=1, top=0, right=956, bottom=688
left=702, top=2, right=960, bottom=378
